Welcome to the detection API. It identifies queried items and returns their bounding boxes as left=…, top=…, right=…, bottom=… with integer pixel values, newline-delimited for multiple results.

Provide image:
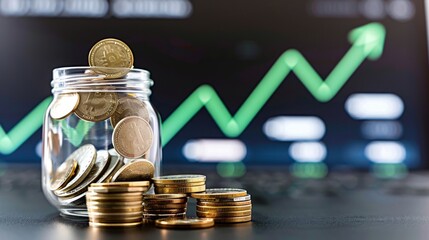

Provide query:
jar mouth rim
left=51, top=66, right=153, bottom=95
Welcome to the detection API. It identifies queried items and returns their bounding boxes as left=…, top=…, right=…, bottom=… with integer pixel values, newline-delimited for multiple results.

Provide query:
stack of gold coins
left=142, top=193, right=188, bottom=223
left=86, top=181, right=150, bottom=227
left=192, top=188, right=252, bottom=223
left=152, top=175, right=206, bottom=194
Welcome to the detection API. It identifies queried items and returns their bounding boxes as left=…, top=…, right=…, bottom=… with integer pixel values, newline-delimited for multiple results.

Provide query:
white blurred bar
left=289, top=141, right=327, bottom=163
left=365, top=141, right=406, bottom=163
left=112, top=0, right=192, bottom=18
left=361, top=121, right=402, bottom=139
left=263, top=116, right=325, bottom=141
left=183, top=139, right=246, bottom=162
left=345, top=93, right=404, bottom=119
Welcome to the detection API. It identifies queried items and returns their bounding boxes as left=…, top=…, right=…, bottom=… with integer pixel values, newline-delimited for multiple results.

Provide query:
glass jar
left=42, top=66, right=162, bottom=218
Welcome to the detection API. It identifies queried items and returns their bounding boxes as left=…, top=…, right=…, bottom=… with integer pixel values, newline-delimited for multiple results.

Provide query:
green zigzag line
left=0, top=22, right=385, bottom=155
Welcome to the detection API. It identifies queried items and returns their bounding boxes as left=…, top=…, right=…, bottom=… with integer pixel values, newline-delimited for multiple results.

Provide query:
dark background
left=0, top=0, right=426, bottom=169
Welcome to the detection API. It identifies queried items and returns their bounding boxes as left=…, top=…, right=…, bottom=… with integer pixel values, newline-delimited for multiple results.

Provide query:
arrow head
left=348, top=22, right=386, bottom=60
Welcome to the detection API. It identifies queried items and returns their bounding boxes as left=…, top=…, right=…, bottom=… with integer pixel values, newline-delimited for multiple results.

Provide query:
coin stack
left=86, top=181, right=150, bottom=227
left=153, top=175, right=206, bottom=194
left=142, top=193, right=188, bottom=223
left=192, top=188, right=252, bottom=223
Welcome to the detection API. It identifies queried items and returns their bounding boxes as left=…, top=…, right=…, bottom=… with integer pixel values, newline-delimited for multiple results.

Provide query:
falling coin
left=88, top=38, right=134, bottom=79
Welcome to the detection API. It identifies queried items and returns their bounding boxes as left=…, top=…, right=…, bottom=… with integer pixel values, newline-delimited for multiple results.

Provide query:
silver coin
left=197, top=194, right=252, bottom=202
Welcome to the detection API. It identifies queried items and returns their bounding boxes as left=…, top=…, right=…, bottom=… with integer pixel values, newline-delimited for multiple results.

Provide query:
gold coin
left=155, top=185, right=206, bottom=194
left=196, top=205, right=252, bottom=212
left=88, top=186, right=149, bottom=193
left=143, top=193, right=187, bottom=199
left=101, top=158, right=125, bottom=183
left=191, top=188, right=247, bottom=199
left=94, top=152, right=122, bottom=183
left=75, top=92, right=118, bottom=122
left=50, top=158, right=78, bottom=191
left=144, top=203, right=187, bottom=209
left=152, top=175, right=206, bottom=184
left=143, top=212, right=186, bottom=219
left=55, top=151, right=110, bottom=197
left=155, top=217, right=214, bottom=229
left=87, top=200, right=143, bottom=207
left=90, top=216, right=143, bottom=223
left=111, top=159, right=154, bottom=182
left=59, top=144, right=97, bottom=192
left=154, top=182, right=206, bottom=188
left=87, top=206, right=143, bottom=213
left=89, top=211, right=143, bottom=217
left=91, top=181, right=150, bottom=188
left=197, top=200, right=252, bottom=206
left=87, top=191, right=143, bottom=199
left=110, top=96, right=150, bottom=127
left=88, top=38, right=134, bottom=79
left=112, top=116, right=153, bottom=158
left=212, top=215, right=252, bottom=223
left=143, top=208, right=186, bottom=214
left=144, top=198, right=187, bottom=204
left=47, top=129, right=62, bottom=156
left=89, top=221, right=142, bottom=227
left=196, top=210, right=251, bottom=217
left=50, top=93, right=80, bottom=120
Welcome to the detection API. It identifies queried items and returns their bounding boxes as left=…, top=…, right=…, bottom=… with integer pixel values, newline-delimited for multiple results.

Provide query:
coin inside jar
left=110, top=96, right=150, bottom=128
left=74, top=92, right=118, bottom=122
left=57, top=144, right=97, bottom=192
left=50, top=93, right=80, bottom=120
left=50, top=158, right=78, bottom=191
left=112, top=116, right=153, bottom=158
left=88, top=38, right=134, bottom=79
left=112, top=159, right=154, bottom=182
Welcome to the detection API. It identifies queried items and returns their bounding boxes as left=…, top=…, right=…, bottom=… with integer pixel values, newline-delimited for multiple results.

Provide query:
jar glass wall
left=42, top=67, right=161, bottom=217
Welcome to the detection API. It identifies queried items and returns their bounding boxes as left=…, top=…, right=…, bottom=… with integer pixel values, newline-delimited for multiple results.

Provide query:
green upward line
left=0, top=22, right=385, bottom=155
left=162, top=22, right=386, bottom=145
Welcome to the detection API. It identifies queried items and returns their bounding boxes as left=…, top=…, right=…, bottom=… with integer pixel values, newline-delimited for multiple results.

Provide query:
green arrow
left=0, top=22, right=385, bottom=155
left=0, top=97, right=52, bottom=154
left=161, top=22, right=386, bottom=144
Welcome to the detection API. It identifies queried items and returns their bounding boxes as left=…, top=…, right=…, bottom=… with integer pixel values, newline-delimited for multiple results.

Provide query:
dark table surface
left=2, top=164, right=429, bottom=240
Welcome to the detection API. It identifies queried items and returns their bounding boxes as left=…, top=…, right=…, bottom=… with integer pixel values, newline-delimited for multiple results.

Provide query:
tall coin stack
left=192, top=189, right=252, bottom=223
left=86, top=182, right=150, bottom=227
left=142, top=194, right=188, bottom=223
left=153, top=175, right=206, bottom=194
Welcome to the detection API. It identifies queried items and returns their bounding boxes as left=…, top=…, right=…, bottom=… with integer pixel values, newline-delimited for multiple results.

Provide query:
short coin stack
left=86, top=181, right=150, bottom=227
left=142, top=193, right=188, bottom=222
left=192, top=188, right=252, bottom=223
left=153, top=174, right=206, bottom=194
